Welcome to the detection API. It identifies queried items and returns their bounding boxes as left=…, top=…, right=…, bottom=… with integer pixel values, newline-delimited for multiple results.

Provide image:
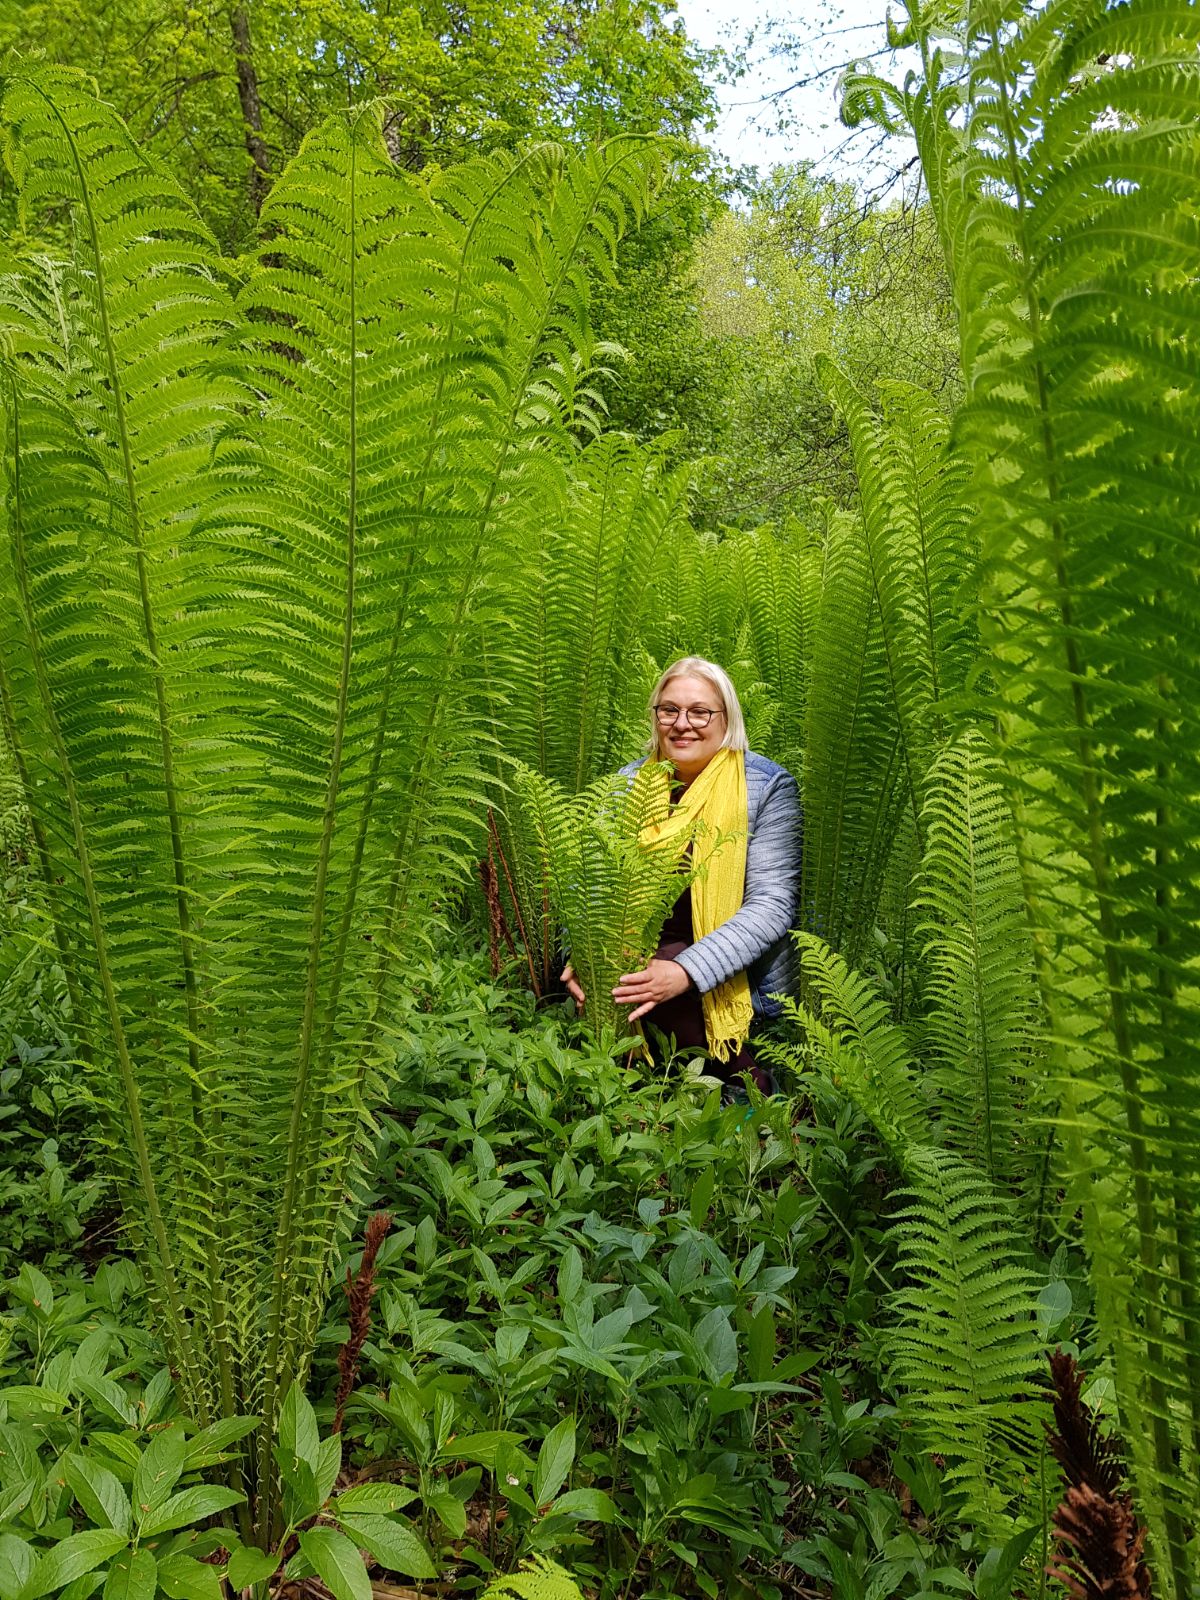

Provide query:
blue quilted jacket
left=618, top=750, right=803, bottom=1018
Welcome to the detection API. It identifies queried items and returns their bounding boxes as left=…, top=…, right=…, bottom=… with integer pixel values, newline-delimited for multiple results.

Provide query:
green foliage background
left=0, top=0, right=1196, bottom=1595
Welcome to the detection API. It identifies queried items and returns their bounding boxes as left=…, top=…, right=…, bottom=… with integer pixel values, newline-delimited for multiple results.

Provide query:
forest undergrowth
left=1, top=899, right=1071, bottom=1600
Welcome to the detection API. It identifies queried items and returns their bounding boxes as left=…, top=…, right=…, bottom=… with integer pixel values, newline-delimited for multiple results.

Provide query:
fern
left=843, top=0, right=1200, bottom=1584
left=0, top=69, right=660, bottom=1542
left=800, top=508, right=908, bottom=962
left=481, top=1555, right=585, bottom=1600
left=820, top=360, right=977, bottom=825
left=507, top=761, right=692, bottom=1043
left=913, top=734, right=1042, bottom=1193
left=782, top=933, right=1045, bottom=1534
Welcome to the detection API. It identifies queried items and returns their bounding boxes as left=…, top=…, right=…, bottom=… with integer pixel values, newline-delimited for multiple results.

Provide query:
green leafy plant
left=779, top=934, right=1046, bottom=1537
left=842, top=0, right=1200, bottom=1585
left=503, top=762, right=694, bottom=1040
left=0, top=64, right=659, bottom=1543
left=481, top=1554, right=586, bottom=1600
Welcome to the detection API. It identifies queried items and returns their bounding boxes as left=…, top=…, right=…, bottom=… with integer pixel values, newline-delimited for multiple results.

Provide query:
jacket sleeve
left=673, top=768, right=802, bottom=995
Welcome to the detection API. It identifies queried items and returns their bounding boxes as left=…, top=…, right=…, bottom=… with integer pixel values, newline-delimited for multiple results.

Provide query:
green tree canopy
left=0, top=0, right=719, bottom=248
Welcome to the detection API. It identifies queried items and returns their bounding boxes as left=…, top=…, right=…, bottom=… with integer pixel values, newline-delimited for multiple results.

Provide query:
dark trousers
left=646, top=938, right=770, bottom=1093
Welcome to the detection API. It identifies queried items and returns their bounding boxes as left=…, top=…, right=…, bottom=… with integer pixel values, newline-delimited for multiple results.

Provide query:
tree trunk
left=231, top=4, right=270, bottom=213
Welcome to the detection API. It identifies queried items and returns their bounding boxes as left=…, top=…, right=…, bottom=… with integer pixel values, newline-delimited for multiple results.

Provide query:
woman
left=564, top=656, right=802, bottom=1099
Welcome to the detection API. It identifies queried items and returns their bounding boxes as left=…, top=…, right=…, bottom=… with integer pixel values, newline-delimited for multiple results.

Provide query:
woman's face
left=656, top=674, right=727, bottom=779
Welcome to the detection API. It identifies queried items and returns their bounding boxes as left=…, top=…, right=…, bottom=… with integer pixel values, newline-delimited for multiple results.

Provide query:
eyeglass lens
left=654, top=705, right=716, bottom=728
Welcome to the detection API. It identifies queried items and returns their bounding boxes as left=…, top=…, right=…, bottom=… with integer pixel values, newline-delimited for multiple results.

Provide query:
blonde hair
left=646, top=656, right=749, bottom=760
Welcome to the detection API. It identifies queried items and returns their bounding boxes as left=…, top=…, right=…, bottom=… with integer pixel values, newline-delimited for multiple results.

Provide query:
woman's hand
left=561, top=964, right=585, bottom=1012
left=612, top=958, right=691, bottom=1023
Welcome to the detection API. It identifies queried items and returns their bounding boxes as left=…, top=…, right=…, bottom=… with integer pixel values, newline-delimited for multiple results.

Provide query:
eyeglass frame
left=652, top=702, right=727, bottom=730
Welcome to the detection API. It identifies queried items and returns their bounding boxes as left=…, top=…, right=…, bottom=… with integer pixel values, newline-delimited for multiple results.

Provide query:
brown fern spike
left=1047, top=1485, right=1150, bottom=1599
left=479, top=852, right=504, bottom=977
left=1045, top=1351, right=1151, bottom=1599
left=1047, top=1348, right=1122, bottom=1495
left=332, top=1211, right=392, bottom=1434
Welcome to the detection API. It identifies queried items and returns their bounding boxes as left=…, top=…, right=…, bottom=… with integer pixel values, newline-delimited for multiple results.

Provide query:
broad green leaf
left=531, top=1417, right=575, bottom=1509
left=746, top=1303, right=775, bottom=1385
left=775, top=1350, right=822, bottom=1381
left=132, top=1427, right=186, bottom=1515
left=0, top=1481, right=36, bottom=1525
left=154, top=1555, right=222, bottom=1600
left=182, top=1419, right=257, bottom=1472
left=424, top=1491, right=466, bottom=1539
left=63, top=1455, right=131, bottom=1535
left=552, top=1488, right=615, bottom=1523
left=296, top=1529, right=371, bottom=1600
left=70, top=1333, right=114, bottom=1385
left=976, top=1525, right=1041, bottom=1600
left=138, top=1487, right=243, bottom=1539
left=557, top=1247, right=583, bottom=1306
left=1036, top=1280, right=1072, bottom=1340
left=15, top=1266, right=54, bottom=1319
left=689, top=1166, right=715, bottom=1228
left=139, top=1370, right=174, bottom=1427
left=0, top=1534, right=36, bottom=1600
left=333, top=1516, right=435, bottom=1581
left=436, top=1431, right=525, bottom=1469
left=224, top=1548, right=278, bottom=1591
left=314, top=1435, right=341, bottom=1508
left=330, top=1484, right=416, bottom=1515
left=56, top=1576, right=104, bottom=1600
left=706, top=1389, right=751, bottom=1418
left=23, top=1531, right=129, bottom=1599
left=101, top=1549, right=154, bottom=1600
left=694, top=1307, right=737, bottom=1381
left=0, top=1387, right=70, bottom=1419
left=73, top=1378, right=136, bottom=1431
left=278, top=1386, right=319, bottom=1475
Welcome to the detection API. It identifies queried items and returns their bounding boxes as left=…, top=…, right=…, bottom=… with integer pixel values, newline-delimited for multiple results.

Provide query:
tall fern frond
left=847, top=0, right=1200, bottom=1581
left=502, top=431, right=689, bottom=793
left=783, top=933, right=1045, bottom=1534
left=913, top=734, right=1042, bottom=1193
left=820, top=359, right=977, bottom=826
left=0, top=70, right=663, bottom=1545
left=0, top=67, right=243, bottom=1425
left=724, top=520, right=818, bottom=777
left=801, top=510, right=907, bottom=960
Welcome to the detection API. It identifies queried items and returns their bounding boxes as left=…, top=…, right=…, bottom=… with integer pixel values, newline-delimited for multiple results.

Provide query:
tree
left=0, top=0, right=717, bottom=250
left=690, top=166, right=960, bottom=526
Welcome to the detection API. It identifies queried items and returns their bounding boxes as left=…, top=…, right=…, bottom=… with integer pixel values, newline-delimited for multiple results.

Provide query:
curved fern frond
left=801, top=510, right=908, bottom=960
left=784, top=933, right=1045, bottom=1535
left=913, top=733, right=1042, bottom=1192
left=509, top=761, right=691, bottom=1043
left=0, top=66, right=243, bottom=1426
left=863, top=0, right=1200, bottom=1580
left=820, top=358, right=977, bottom=825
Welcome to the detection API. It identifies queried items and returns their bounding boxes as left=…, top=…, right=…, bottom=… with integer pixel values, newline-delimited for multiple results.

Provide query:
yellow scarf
left=639, top=747, right=753, bottom=1061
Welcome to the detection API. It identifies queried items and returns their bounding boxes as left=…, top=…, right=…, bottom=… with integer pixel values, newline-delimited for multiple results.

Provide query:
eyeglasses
left=653, top=703, right=726, bottom=729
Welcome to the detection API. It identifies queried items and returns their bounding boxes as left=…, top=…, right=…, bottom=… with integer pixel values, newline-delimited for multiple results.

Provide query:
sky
left=672, top=0, right=917, bottom=190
